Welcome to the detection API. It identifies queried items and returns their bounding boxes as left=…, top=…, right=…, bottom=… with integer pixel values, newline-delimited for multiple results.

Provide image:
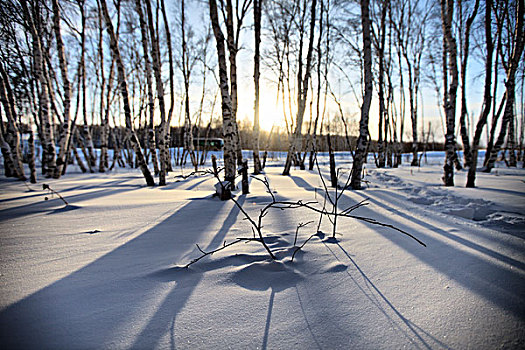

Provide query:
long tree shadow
left=343, top=189, right=525, bottom=321
left=0, top=195, right=241, bottom=349
left=330, top=241, right=450, bottom=349
left=0, top=174, right=211, bottom=221
left=128, top=195, right=246, bottom=348
left=0, top=184, right=145, bottom=221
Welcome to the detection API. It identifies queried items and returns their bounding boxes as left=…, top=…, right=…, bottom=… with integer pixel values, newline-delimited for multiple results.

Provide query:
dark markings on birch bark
left=441, top=0, right=459, bottom=186
left=144, top=0, right=167, bottom=185
left=252, top=0, right=262, bottom=175
left=350, top=0, right=373, bottom=190
left=209, top=0, right=236, bottom=196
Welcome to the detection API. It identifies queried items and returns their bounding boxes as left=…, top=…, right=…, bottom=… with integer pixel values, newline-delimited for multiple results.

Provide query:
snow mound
left=322, top=262, right=348, bottom=273
left=229, top=260, right=304, bottom=292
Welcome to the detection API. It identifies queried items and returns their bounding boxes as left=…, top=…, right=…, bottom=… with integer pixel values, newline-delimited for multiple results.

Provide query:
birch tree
left=142, top=0, right=168, bottom=185
left=392, top=0, right=429, bottom=167
left=209, top=0, right=236, bottom=197
left=252, top=0, right=262, bottom=174
left=350, top=0, right=373, bottom=189
left=372, top=0, right=389, bottom=168
left=21, top=0, right=56, bottom=177
left=282, top=0, right=317, bottom=176
left=466, top=0, right=493, bottom=187
left=51, top=0, right=73, bottom=179
left=457, top=0, right=479, bottom=168
left=181, top=0, right=198, bottom=171
left=222, top=0, right=251, bottom=166
left=0, top=65, right=25, bottom=179
left=133, top=0, right=159, bottom=176
left=78, top=0, right=96, bottom=171
left=441, top=0, right=459, bottom=186
left=99, top=0, right=154, bottom=186
left=484, top=0, right=524, bottom=172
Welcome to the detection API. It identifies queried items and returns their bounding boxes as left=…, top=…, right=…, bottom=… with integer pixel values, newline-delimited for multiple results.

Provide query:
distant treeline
left=12, top=122, right=446, bottom=153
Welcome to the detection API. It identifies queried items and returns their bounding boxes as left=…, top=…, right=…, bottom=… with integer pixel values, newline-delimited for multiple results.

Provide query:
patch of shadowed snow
left=322, top=262, right=348, bottom=273
left=229, top=260, right=304, bottom=292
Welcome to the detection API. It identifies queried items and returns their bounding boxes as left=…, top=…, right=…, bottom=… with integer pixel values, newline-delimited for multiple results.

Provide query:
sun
left=258, top=92, right=285, bottom=132
left=237, top=89, right=286, bottom=132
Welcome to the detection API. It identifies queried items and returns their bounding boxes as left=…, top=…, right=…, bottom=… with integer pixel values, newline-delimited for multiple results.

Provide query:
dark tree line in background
left=0, top=0, right=523, bottom=190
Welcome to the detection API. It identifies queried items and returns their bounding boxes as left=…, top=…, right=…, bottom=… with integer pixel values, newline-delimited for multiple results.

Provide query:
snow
left=0, top=153, right=524, bottom=349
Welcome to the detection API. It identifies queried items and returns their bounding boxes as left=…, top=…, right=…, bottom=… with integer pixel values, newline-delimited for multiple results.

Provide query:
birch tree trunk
left=97, top=3, right=108, bottom=173
left=0, top=118, right=17, bottom=178
left=51, top=0, right=73, bottom=178
left=376, top=0, right=388, bottom=168
left=484, top=0, right=524, bottom=172
left=181, top=0, right=198, bottom=172
left=160, top=0, right=175, bottom=173
left=21, top=0, right=56, bottom=177
left=28, top=127, right=37, bottom=183
left=209, top=0, right=236, bottom=197
left=134, top=0, right=159, bottom=176
left=252, top=0, right=262, bottom=175
left=407, top=60, right=419, bottom=166
left=100, top=0, right=154, bottom=186
left=283, top=0, right=317, bottom=176
left=508, top=112, right=517, bottom=166
left=458, top=0, right=480, bottom=169
left=483, top=12, right=505, bottom=167
left=309, top=0, right=326, bottom=171
left=144, top=0, right=168, bottom=185
left=224, top=0, right=245, bottom=166
left=0, top=65, right=25, bottom=179
left=466, top=0, right=493, bottom=187
left=350, top=0, right=373, bottom=190
left=78, top=0, right=96, bottom=170
left=441, top=0, right=459, bottom=186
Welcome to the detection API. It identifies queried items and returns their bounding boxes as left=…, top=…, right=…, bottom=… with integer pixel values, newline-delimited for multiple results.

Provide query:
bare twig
left=184, top=239, right=244, bottom=268
left=292, top=232, right=318, bottom=262
left=43, top=184, right=69, bottom=206
left=293, top=221, right=314, bottom=246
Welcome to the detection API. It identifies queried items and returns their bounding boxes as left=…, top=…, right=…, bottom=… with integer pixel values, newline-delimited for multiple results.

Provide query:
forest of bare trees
left=0, top=0, right=523, bottom=190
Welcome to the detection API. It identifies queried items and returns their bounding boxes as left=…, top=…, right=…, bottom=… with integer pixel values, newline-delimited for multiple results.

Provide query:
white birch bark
left=144, top=0, right=168, bottom=185
left=350, top=0, right=373, bottom=189
left=252, top=0, right=262, bottom=174
left=209, top=0, right=236, bottom=195
left=441, top=0, right=459, bottom=186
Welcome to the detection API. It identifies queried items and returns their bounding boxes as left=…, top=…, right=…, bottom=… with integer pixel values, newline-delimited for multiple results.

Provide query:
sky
left=174, top=0, right=513, bottom=147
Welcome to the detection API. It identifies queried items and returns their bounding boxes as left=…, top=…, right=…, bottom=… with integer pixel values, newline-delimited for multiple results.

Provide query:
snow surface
left=0, top=153, right=524, bottom=349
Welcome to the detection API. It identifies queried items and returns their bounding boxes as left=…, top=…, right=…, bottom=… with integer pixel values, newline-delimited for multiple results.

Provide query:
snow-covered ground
left=0, top=153, right=524, bottom=349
